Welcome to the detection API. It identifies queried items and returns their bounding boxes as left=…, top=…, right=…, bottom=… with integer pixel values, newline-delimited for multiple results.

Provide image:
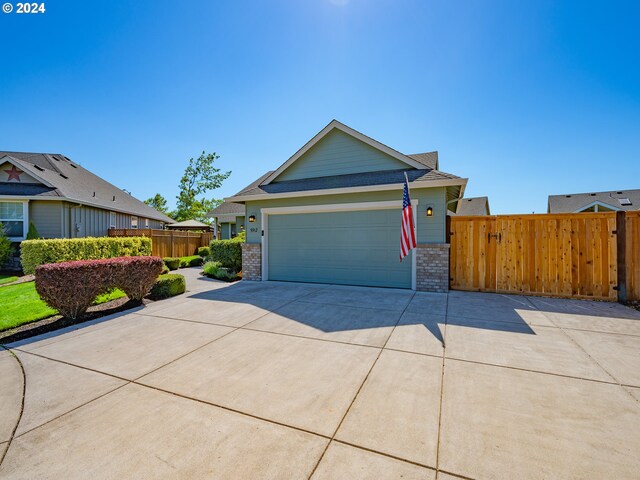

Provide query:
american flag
left=400, top=173, right=417, bottom=261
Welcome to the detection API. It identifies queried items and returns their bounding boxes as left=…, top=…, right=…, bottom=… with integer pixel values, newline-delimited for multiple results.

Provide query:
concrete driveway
left=1, top=268, right=640, bottom=479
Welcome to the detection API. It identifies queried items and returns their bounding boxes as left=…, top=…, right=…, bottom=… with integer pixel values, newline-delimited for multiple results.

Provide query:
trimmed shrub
left=35, top=256, right=164, bottom=319
left=197, top=246, right=210, bottom=258
left=26, top=222, right=39, bottom=240
left=161, top=264, right=170, bottom=275
left=115, top=257, right=165, bottom=301
left=149, top=274, right=186, bottom=300
left=21, top=237, right=152, bottom=275
left=209, top=237, right=242, bottom=272
left=0, top=223, right=12, bottom=266
left=163, top=257, right=180, bottom=271
left=180, top=255, right=203, bottom=268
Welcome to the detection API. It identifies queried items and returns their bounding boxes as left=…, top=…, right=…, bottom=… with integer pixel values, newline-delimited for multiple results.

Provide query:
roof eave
left=226, top=177, right=468, bottom=203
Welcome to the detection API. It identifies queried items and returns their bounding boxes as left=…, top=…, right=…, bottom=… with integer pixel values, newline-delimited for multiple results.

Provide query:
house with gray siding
left=0, top=151, right=173, bottom=243
left=548, top=189, right=640, bottom=213
left=225, top=120, right=467, bottom=292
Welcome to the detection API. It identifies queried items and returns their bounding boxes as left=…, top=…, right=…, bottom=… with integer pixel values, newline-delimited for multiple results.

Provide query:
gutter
left=0, top=194, right=173, bottom=224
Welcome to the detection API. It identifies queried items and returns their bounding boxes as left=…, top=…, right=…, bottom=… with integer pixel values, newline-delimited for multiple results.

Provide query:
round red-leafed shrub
left=106, top=256, right=165, bottom=302
left=35, top=256, right=164, bottom=319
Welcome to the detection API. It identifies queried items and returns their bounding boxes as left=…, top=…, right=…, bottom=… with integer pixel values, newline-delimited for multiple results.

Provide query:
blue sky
left=1, top=0, right=638, bottom=214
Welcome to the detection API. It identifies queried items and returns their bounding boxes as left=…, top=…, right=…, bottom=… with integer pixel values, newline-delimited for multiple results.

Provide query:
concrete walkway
left=1, top=268, right=639, bottom=479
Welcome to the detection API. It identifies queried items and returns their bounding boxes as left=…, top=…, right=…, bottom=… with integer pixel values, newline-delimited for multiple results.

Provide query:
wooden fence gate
left=449, top=213, right=619, bottom=301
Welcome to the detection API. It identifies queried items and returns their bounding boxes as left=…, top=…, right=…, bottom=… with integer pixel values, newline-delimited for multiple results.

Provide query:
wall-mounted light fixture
left=426, top=206, right=433, bottom=217
left=249, top=214, right=256, bottom=223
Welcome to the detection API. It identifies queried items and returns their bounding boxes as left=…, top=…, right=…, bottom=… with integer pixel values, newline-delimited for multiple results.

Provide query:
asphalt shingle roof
left=0, top=151, right=174, bottom=222
left=455, top=196, right=490, bottom=216
left=407, top=152, right=439, bottom=170
left=208, top=202, right=245, bottom=216
left=233, top=168, right=460, bottom=198
left=548, top=189, right=640, bottom=213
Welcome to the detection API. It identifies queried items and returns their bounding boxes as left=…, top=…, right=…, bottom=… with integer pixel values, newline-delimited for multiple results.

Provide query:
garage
left=264, top=207, right=412, bottom=289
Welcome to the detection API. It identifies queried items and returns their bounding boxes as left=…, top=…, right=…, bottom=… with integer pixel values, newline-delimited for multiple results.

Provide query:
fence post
left=616, top=211, right=627, bottom=304
left=170, top=230, right=175, bottom=258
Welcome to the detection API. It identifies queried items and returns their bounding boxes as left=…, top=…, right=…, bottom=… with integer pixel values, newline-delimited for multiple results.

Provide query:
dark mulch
left=0, top=297, right=157, bottom=345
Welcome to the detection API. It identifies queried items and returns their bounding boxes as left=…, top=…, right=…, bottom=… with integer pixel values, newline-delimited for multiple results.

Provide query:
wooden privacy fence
left=107, top=228, right=213, bottom=258
left=619, top=211, right=640, bottom=303
left=449, top=212, right=640, bottom=302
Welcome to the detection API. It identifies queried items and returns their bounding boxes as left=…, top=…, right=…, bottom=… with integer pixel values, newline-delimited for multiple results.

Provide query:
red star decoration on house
left=3, top=165, right=24, bottom=182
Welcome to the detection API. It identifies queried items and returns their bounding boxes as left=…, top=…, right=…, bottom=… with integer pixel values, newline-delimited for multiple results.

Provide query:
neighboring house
left=165, top=219, right=213, bottom=231
left=207, top=202, right=245, bottom=239
left=452, top=196, right=490, bottom=216
left=225, top=120, right=467, bottom=292
left=0, top=151, right=173, bottom=242
left=548, top=189, right=640, bottom=213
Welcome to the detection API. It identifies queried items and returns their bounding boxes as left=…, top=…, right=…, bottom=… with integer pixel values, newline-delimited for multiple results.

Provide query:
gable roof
left=0, top=152, right=174, bottom=223
left=261, top=120, right=427, bottom=185
left=455, top=196, right=490, bottom=216
left=207, top=201, right=246, bottom=216
left=548, top=189, right=640, bottom=213
left=226, top=122, right=466, bottom=203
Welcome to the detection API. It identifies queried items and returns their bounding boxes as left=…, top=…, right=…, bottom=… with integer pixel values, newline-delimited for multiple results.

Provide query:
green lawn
left=0, top=275, right=18, bottom=285
left=0, top=282, right=126, bottom=332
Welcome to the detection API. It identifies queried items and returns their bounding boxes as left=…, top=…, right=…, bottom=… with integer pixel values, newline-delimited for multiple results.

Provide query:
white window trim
left=109, top=211, right=117, bottom=228
left=260, top=200, right=418, bottom=290
left=574, top=201, right=620, bottom=213
left=0, top=199, right=29, bottom=241
left=131, top=215, right=138, bottom=229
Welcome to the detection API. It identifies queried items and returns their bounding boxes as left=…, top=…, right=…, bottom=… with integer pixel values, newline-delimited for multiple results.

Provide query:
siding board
left=274, top=129, right=410, bottom=182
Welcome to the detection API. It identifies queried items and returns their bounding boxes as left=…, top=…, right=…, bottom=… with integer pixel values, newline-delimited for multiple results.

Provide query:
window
left=144, top=218, right=149, bottom=228
left=109, top=211, right=116, bottom=228
left=131, top=216, right=138, bottom=229
left=0, top=201, right=27, bottom=240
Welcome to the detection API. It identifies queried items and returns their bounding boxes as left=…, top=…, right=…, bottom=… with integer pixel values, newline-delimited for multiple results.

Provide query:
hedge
left=209, top=237, right=242, bottom=272
left=180, top=255, right=203, bottom=268
left=21, top=237, right=152, bottom=275
left=35, top=256, right=164, bottom=319
left=149, top=274, right=186, bottom=299
left=197, top=246, right=210, bottom=258
left=163, top=257, right=180, bottom=271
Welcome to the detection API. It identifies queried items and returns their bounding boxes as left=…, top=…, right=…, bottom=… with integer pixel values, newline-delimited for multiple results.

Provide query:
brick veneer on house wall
left=415, top=243, right=450, bottom=293
left=242, top=241, right=449, bottom=291
left=242, top=243, right=261, bottom=281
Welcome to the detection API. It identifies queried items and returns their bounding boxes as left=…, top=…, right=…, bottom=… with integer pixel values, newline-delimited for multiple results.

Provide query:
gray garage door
left=267, top=209, right=412, bottom=288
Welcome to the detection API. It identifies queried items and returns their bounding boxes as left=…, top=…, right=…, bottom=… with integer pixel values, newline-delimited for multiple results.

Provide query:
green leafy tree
left=173, top=151, right=230, bottom=222
left=0, top=223, right=13, bottom=265
left=144, top=193, right=169, bottom=214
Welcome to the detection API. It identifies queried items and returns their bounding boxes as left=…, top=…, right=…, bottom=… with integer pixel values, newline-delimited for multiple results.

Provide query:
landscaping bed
left=0, top=281, right=127, bottom=332
left=1, top=256, right=187, bottom=344
left=0, top=295, right=145, bottom=345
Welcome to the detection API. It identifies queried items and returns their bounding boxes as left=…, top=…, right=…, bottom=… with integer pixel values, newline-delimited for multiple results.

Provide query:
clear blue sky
left=2, top=0, right=638, bottom=214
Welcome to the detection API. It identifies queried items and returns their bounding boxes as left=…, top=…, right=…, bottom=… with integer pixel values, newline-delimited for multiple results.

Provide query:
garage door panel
left=267, top=210, right=411, bottom=288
